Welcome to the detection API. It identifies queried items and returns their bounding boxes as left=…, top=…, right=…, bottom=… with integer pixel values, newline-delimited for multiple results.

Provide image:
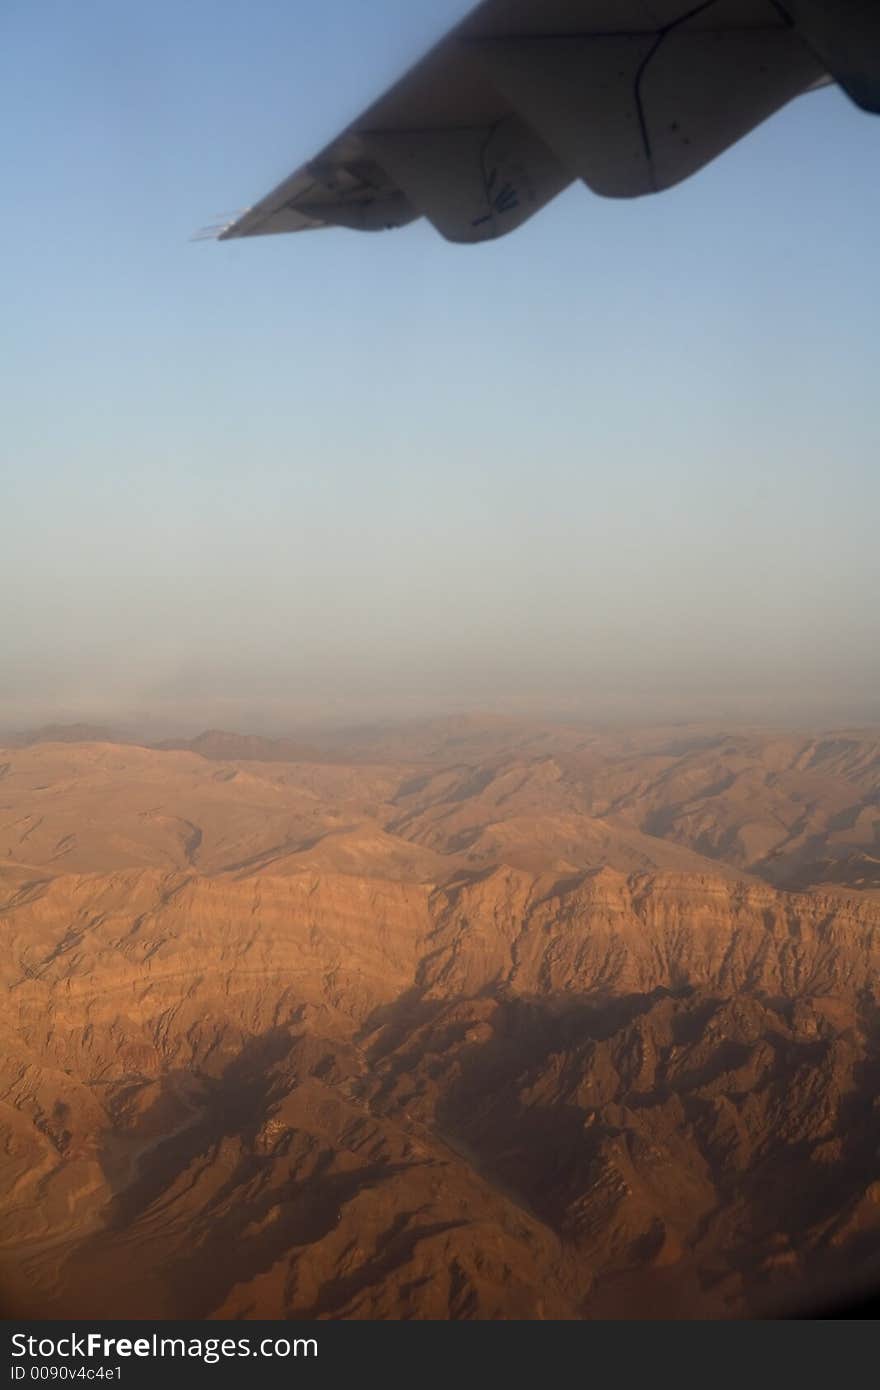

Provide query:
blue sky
left=2, top=1, right=878, bottom=732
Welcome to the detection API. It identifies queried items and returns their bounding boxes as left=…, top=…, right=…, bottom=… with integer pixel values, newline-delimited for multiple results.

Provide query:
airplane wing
left=217, top=0, right=879, bottom=247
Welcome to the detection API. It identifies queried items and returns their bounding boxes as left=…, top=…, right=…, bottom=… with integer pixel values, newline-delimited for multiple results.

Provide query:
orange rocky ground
left=2, top=720, right=879, bottom=1318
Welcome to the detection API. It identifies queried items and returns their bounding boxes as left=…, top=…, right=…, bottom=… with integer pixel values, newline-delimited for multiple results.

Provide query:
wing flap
left=217, top=155, right=419, bottom=239
left=362, top=120, right=570, bottom=244
left=644, top=25, right=826, bottom=191
left=467, top=36, right=657, bottom=198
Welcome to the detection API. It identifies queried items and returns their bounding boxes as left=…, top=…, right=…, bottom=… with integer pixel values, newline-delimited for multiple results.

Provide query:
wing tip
left=191, top=208, right=253, bottom=242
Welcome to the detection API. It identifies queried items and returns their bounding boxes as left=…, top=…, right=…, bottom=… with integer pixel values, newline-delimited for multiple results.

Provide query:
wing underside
left=217, top=0, right=879, bottom=246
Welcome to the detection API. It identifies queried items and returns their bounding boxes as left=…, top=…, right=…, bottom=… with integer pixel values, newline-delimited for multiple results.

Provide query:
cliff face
left=2, top=730, right=880, bottom=1319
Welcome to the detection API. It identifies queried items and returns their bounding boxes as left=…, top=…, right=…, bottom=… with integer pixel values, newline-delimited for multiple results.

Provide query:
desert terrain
left=2, top=716, right=880, bottom=1318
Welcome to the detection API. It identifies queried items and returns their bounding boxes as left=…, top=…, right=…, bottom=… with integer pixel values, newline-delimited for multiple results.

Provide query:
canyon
left=2, top=718, right=879, bottom=1318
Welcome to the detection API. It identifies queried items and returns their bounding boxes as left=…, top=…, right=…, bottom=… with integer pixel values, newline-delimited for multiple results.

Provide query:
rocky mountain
left=153, top=729, right=325, bottom=764
left=1, top=723, right=879, bottom=1319
left=6, top=722, right=125, bottom=749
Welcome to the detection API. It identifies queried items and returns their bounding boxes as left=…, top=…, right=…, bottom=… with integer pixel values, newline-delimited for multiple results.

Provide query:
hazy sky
left=2, top=1, right=879, bottom=733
